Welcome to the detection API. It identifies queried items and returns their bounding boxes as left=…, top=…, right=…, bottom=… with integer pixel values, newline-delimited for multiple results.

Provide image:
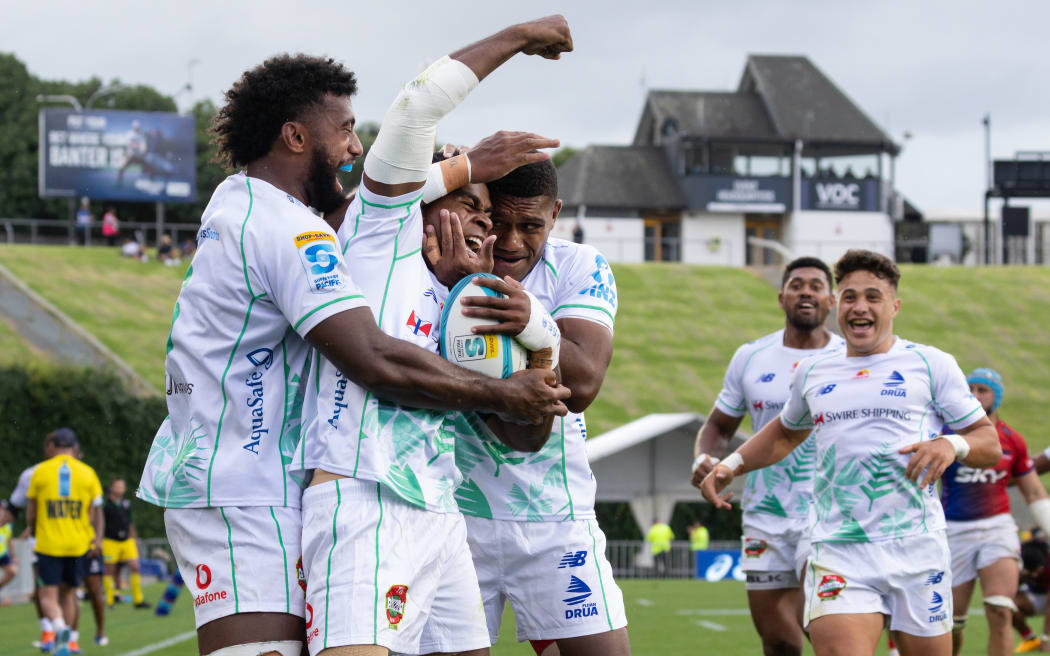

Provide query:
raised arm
left=307, top=306, right=569, bottom=424
left=700, top=415, right=812, bottom=509
left=364, top=16, right=573, bottom=198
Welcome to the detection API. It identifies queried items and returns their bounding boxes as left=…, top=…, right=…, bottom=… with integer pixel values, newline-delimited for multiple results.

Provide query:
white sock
left=52, top=617, right=67, bottom=631
left=40, top=617, right=53, bottom=633
left=70, top=630, right=79, bottom=643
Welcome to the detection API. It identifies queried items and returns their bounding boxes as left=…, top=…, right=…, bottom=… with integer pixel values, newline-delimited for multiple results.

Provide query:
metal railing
left=0, top=218, right=201, bottom=248
left=605, top=540, right=741, bottom=579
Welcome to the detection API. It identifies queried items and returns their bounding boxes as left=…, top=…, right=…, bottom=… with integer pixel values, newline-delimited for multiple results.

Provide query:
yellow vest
left=28, top=455, right=103, bottom=557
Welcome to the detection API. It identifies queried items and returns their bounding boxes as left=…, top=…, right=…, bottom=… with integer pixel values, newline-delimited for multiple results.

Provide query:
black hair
left=487, top=159, right=558, bottom=201
left=213, top=54, right=358, bottom=169
left=782, top=256, right=833, bottom=289
left=834, top=249, right=901, bottom=290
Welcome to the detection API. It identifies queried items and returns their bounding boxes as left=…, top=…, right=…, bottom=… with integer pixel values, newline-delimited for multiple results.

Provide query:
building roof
left=741, top=55, right=897, bottom=151
left=634, top=55, right=898, bottom=153
left=558, top=145, right=687, bottom=211
left=644, top=91, right=778, bottom=141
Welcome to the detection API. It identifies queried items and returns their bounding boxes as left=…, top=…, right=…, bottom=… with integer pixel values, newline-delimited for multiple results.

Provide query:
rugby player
left=137, top=35, right=569, bottom=656
left=102, top=479, right=150, bottom=609
left=1012, top=536, right=1050, bottom=652
left=424, top=159, right=628, bottom=656
left=701, top=249, right=1001, bottom=656
left=0, top=499, right=15, bottom=595
left=26, top=429, right=104, bottom=656
left=302, top=17, right=573, bottom=656
left=940, top=368, right=1050, bottom=656
left=690, top=256, right=842, bottom=656
left=9, top=435, right=57, bottom=648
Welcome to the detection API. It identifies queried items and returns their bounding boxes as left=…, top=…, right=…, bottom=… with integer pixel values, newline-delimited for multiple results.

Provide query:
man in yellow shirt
left=689, top=521, right=710, bottom=552
left=647, top=521, right=675, bottom=576
left=26, top=428, right=103, bottom=656
left=0, top=499, right=16, bottom=596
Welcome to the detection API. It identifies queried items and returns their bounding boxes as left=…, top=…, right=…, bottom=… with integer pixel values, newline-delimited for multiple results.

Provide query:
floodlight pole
left=982, top=115, right=991, bottom=265
left=86, top=84, right=128, bottom=110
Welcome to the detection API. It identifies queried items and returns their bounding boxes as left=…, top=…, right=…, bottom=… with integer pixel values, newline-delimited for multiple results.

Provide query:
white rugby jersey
left=137, top=174, right=367, bottom=510
left=453, top=238, right=618, bottom=522
left=299, top=186, right=460, bottom=513
left=10, top=465, right=36, bottom=509
left=779, top=337, right=985, bottom=544
left=715, top=330, right=844, bottom=525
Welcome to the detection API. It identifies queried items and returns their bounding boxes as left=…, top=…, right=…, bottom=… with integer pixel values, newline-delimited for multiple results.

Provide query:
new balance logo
left=925, top=571, right=944, bottom=585
left=818, top=384, right=836, bottom=396
left=756, top=373, right=775, bottom=383
left=558, top=551, right=588, bottom=569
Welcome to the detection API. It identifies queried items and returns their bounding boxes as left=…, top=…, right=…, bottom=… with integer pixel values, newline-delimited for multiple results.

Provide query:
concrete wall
left=681, top=212, right=745, bottom=266
left=550, top=214, right=645, bottom=263
left=783, top=210, right=894, bottom=262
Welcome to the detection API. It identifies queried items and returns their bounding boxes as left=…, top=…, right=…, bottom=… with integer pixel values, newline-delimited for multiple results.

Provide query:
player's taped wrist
left=365, top=55, right=480, bottom=185
left=935, top=433, right=971, bottom=461
left=1042, top=444, right=1050, bottom=460
left=515, top=290, right=561, bottom=369
left=692, top=453, right=719, bottom=472
left=721, top=452, right=744, bottom=474
left=421, top=154, right=472, bottom=204
left=1031, top=498, right=1050, bottom=537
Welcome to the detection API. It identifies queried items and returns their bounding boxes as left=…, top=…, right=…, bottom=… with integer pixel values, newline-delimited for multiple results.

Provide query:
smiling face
left=779, top=266, right=834, bottom=331
left=836, top=269, right=901, bottom=356
left=303, top=94, right=363, bottom=213
left=422, top=183, right=493, bottom=254
left=490, top=194, right=562, bottom=281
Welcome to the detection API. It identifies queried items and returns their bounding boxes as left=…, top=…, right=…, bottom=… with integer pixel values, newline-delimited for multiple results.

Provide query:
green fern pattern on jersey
left=860, top=442, right=896, bottom=512
left=783, top=435, right=817, bottom=489
left=454, top=478, right=492, bottom=519
left=140, top=422, right=208, bottom=508
left=830, top=517, right=869, bottom=542
left=278, top=352, right=310, bottom=489
left=878, top=509, right=913, bottom=538
left=507, top=483, right=553, bottom=521
left=383, top=464, right=425, bottom=508
left=814, top=444, right=864, bottom=522
left=753, top=493, right=788, bottom=518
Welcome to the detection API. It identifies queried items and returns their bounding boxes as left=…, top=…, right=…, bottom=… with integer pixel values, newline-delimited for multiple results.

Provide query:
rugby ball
left=439, top=273, right=528, bottom=378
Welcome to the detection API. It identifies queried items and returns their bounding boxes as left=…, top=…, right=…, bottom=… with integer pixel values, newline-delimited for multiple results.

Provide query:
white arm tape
left=692, top=454, right=719, bottom=472
left=1043, top=444, right=1050, bottom=460
left=1031, top=498, right=1050, bottom=537
left=515, top=290, right=561, bottom=368
left=364, top=55, right=479, bottom=185
left=721, top=452, right=744, bottom=474
left=421, top=154, right=473, bottom=204
left=937, top=433, right=971, bottom=461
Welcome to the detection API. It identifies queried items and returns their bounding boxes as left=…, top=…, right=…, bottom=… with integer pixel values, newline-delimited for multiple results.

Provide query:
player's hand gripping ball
left=440, top=273, right=528, bottom=378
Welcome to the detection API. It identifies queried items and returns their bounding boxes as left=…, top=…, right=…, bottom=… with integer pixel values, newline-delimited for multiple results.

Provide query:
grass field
left=0, top=579, right=1004, bottom=655
left=0, top=244, right=1048, bottom=446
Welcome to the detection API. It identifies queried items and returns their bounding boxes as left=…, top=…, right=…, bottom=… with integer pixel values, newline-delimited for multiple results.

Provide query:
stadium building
left=555, top=54, right=905, bottom=265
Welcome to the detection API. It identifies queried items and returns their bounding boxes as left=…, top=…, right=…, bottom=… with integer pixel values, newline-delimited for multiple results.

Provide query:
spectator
left=180, top=237, right=196, bottom=258
left=75, top=198, right=92, bottom=246
left=646, top=520, right=674, bottom=576
left=157, top=234, right=180, bottom=267
left=102, top=479, right=149, bottom=609
left=121, top=237, right=147, bottom=262
left=572, top=221, right=585, bottom=244
left=689, top=521, right=710, bottom=552
left=101, top=207, right=119, bottom=246
left=0, top=499, right=16, bottom=601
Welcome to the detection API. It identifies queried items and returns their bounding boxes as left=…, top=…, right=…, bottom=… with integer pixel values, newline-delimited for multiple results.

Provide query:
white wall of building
left=783, top=211, right=894, bottom=262
left=550, top=214, right=644, bottom=263
left=681, top=212, right=745, bottom=266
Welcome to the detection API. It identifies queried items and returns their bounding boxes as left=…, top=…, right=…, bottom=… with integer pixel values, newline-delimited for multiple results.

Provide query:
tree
left=552, top=146, right=579, bottom=168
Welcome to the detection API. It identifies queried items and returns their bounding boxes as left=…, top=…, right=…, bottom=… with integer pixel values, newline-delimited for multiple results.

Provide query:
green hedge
left=0, top=365, right=168, bottom=538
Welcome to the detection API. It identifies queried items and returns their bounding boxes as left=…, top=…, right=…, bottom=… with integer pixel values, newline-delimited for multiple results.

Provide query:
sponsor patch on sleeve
left=294, top=231, right=345, bottom=294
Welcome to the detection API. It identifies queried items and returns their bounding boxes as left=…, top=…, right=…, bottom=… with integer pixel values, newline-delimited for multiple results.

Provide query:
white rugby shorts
left=1021, top=585, right=1048, bottom=614
left=741, top=517, right=811, bottom=589
left=465, top=516, right=627, bottom=644
left=301, top=478, right=489, bottom=656
left=804, top=531, right=953, bottom=637
left=945, top=514, right=1021, bottom=586
left=164, top=506, right=305, bottom=629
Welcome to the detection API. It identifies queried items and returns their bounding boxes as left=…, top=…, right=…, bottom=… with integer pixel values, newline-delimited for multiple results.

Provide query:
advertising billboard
left=39, top=108, right=196, bottom=203
left=800, top=178, right=880, bottom=212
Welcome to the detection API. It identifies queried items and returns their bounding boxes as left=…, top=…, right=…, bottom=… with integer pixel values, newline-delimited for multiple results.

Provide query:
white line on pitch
left=636, top=598, right=654, bottom=606
left=676, top=608, right=751, bottom=616
left=697, top=620, right=728, bottom=631
left=117, top=630, right=197, bottom=656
